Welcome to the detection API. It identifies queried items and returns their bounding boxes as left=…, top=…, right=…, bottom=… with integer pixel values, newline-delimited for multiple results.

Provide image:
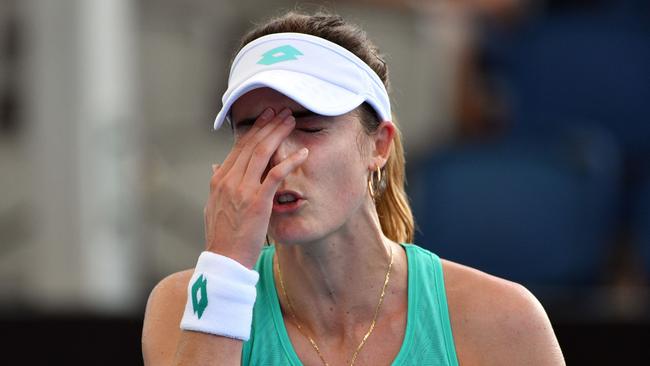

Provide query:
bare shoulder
left=441, top=259, right=565, bottom=365
left=142, top=268, right=194, bottom=366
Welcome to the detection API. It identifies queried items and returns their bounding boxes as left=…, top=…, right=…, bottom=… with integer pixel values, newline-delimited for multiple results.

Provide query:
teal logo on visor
left=257, top=45, right=303, bottom=65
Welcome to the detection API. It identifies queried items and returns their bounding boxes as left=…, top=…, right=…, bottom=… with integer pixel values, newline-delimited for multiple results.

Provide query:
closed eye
left=298, top=128, right=323, bottom=133
left=294, top=111, right=325, bottom=133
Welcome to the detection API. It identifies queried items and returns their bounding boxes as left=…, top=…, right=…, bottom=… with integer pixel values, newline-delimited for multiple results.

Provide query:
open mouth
left=276, top=193, right=298, bottom=204
left=273, top=191, right=303, bottom=212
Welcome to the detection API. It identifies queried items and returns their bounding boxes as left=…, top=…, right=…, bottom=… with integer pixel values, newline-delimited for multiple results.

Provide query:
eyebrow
left=234, top=110, right=318, bottom=127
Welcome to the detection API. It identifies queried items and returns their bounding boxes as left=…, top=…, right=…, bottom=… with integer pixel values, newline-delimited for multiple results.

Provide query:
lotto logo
left=258, top=45, right=303, bottom=65
left=191, top=274, right=208, bottom=319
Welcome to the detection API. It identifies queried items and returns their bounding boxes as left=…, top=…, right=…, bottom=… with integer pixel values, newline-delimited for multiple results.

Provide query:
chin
left=269, top=219, right=323, bottom=245
left=269, top=229, right=316, bottom=245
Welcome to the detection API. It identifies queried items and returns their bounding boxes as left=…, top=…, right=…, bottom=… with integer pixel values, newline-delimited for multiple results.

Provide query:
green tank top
left=242, top=243, right=459, bottom=365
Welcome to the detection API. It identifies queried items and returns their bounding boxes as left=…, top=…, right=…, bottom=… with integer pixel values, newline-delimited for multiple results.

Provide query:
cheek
left=309, top=142, right=367, bottom=206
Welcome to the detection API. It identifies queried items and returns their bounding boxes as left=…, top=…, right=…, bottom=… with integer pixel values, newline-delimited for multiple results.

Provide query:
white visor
left=213, top=32, right=391, bottom=129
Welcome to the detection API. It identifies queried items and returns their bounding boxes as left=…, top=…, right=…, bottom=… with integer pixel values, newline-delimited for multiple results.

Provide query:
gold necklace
left=276, top=245, right=394, bottom=366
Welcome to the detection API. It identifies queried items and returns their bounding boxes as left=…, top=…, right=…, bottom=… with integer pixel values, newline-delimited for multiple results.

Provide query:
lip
left=272, top=190, right=305, bottom=214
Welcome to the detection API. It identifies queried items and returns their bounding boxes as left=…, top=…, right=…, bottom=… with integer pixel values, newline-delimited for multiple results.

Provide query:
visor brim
left=214, top=69, right=366, bottom=129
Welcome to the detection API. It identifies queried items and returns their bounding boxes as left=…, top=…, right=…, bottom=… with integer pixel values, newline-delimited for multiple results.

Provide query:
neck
left=273, top=200, right=399, bottom=337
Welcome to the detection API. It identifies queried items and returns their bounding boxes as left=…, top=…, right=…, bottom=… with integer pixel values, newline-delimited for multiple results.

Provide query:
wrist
left=204, top=246, right=261, bottom=270
left=180, top=251, right=260, bottom=340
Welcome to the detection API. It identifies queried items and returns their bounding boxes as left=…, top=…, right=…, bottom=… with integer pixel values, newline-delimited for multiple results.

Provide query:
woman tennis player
left=142, top=11, right=565, bottom=366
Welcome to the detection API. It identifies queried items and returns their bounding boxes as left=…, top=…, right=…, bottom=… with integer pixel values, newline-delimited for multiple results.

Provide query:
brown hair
left=239, top=11, right=414, bottom=243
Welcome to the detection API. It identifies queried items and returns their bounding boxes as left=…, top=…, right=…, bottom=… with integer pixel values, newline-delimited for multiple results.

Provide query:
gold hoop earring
left=368, top=166, right=381, bottom=200
left=376, top=165, right=382, bottom=184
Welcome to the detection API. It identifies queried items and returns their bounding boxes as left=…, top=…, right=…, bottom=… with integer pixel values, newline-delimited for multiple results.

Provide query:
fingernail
left=278, top=108, right=291, bottom=119
left=284, top=115, right=295, bottom=124
left=300, top=148, right=309, bottom=157
left=260, top=108, right=274, bottom=120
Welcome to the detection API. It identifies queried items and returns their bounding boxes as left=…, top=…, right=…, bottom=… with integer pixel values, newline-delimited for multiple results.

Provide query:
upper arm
left=487, top=283, right=565, bottom=365
left=443, top=260, right=565, bottom=365
left=142, top=269, right=194, bottom=366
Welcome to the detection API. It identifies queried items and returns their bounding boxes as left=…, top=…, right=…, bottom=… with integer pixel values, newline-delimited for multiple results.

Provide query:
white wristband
left=180, top=251, right=260, bottom=341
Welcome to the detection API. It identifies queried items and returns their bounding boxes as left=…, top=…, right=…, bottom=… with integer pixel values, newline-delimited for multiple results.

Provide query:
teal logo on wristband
left=191, top=274, right=208, bottom=319
left=257, top=45, right=303, bottom=65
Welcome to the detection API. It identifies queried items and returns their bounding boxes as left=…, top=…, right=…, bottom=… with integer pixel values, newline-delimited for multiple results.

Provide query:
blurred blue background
left=1, top=0, right=648, bottom=364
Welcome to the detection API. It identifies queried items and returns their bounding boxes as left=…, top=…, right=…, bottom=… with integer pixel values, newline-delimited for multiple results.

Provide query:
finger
left=227, top=108, right=294, bottom=184
left=210, top=109, right=288, bottom=193
left=217, top=107, right=275, bottom=176
left=208, top=163, right=222, bottom=192
left=218, top=107, right=274, bottom=175
left=258, top=147, right=308, bottom=200
left=241, top=113, right=297, bottom=186
left=235, top=107, right=276, bottom=146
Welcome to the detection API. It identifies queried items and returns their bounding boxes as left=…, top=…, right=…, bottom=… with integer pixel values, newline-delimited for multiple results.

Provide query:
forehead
left=231, top=87, right=306, bottom=120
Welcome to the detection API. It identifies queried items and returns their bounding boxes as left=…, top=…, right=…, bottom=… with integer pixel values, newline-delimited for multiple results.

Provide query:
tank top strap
left=396, top=244, right=458, bottom=365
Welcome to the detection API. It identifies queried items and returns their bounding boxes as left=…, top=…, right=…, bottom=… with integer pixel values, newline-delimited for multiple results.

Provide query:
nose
left=269, top=136, right=298, bottom=169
